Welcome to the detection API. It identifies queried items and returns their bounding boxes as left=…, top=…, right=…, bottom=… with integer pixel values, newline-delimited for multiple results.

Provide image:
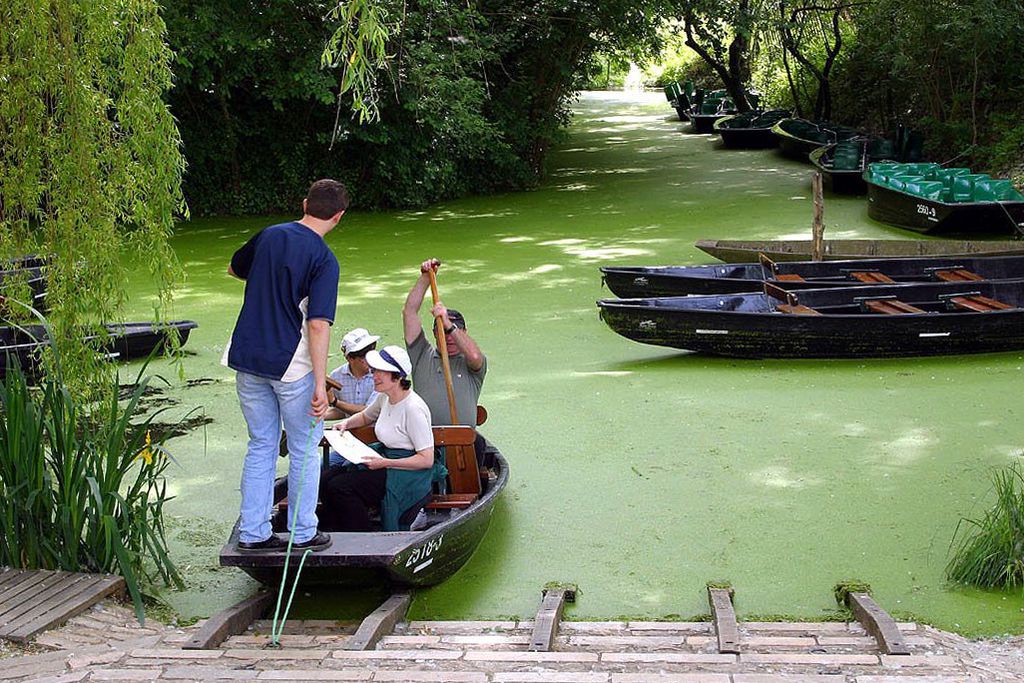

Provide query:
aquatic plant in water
left=0, top=358, right=184, bottom=622
left=946, top=462, right=1024, bottom=590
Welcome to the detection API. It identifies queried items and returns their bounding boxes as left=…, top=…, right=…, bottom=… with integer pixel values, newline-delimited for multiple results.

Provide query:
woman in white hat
left=320, top=345, right=443, bottom=531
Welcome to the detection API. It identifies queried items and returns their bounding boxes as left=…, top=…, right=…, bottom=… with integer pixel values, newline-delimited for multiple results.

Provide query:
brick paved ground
left=1, top=601, right=1021, bottom=682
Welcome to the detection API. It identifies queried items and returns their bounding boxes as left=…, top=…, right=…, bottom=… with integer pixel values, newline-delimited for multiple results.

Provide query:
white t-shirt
left=363, top=391, right=433, bottom=453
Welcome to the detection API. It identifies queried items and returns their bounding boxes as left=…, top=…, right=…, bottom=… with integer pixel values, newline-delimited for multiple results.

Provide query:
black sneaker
left=237, top=534, right=288, bottom=552
left=290, top=531, right=332, bottom=552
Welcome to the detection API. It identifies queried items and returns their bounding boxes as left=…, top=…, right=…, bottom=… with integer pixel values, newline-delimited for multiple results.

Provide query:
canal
left=132, top=91, right=1024, bottom=636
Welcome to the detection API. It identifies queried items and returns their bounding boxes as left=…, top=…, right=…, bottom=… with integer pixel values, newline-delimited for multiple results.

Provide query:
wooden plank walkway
left=0, top=568, right=124, bottom=643
left=3, top=600, right=1015, bottom=682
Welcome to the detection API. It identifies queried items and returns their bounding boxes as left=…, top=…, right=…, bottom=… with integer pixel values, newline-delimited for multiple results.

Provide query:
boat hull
left=0, top=320, right=198, bottom=382
left=220, top=448, right=508, bottom=587
left=602, top=255, right=1024, bottom=297
left=694, top=239, right=1024, bottom=263
left=689, top=114, right=725, bottom=134
left=809, top=146, right=866, bottom=194
left=598, top=280, right=1024, bottom=359
left=866, top=180, right=1024, bottom=235
left=717, top=126, right=779, bottom=149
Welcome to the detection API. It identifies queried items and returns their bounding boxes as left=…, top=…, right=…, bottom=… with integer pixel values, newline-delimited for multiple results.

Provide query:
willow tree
left=0, top=0, right=186, bottom=383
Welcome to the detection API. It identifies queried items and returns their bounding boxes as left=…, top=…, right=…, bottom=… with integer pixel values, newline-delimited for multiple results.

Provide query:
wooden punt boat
left=771, top=118, right=861, bottom=162
left=694, top=238, right=1024, bottom=263
left=685, top=88, right=735, bottom=133
left=219, top=428, right=508, bottom=587
left=601, top=255, right=1024, bottom=298
left=597, top=279, right=1024, bottom=359
left=0, top=320, right=198, bottom=381
left=714, top=110, right=790, bottom=149
left=102, top=321, right=198, bottom=360
left=865, top=163, right=1024, bottom=235
left=0, top=264, right=48, bottom=313
left=810, top=138, right=891, bottom=194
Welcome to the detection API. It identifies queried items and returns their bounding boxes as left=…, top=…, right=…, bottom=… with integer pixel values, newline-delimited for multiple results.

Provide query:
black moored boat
left=694, top=238, right=1024, bottom=263
left=601, top=255, right=1024, bottom=298
left=714, top=110, right=790, bottom=149
left=1, top=320, right=198, bottom=381
left=771, top=118, right=861, bottom=162
left=220, top=431, right=508, bottom=587
left=598, top=279, right=1024, bottom=358
left=865, top=163, right=1024, bottom=236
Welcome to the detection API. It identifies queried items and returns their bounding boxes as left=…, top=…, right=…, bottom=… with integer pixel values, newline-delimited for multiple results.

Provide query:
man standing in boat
left=225, top=179, right=348, bottom=552
left=403, top=258, right=488, bottom=463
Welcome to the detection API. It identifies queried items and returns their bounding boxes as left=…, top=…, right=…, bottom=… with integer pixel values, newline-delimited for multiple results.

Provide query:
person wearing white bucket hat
left=325, top=328, right=380, bottom=418
left=320, top=345, right=446, bottom=532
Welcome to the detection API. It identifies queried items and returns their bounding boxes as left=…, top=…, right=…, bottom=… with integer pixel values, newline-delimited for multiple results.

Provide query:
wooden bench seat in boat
left=947, top=294, right=1014, bottom=312
left=933, top=268, right=984, bottom=282
left=848, top=270, right=895, bottom=284
left=861, top=298, right=926, bottom=314
left=776, top=303, right=821, bottom=315
left=774, top=273, right=805, bottom=282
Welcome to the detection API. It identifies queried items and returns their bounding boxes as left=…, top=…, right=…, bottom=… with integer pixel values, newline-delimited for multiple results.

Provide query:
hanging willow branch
left=0, top=0, right=186, bottom=392
left=322, top=0, right=397, bottom=140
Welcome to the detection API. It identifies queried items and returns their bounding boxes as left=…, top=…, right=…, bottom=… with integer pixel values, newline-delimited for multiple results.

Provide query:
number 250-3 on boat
left=597, top=279, right=1024, bottom=359
left=219, top=416, right=508, bottom=587
left=865, top=163, right=1024, bottom=236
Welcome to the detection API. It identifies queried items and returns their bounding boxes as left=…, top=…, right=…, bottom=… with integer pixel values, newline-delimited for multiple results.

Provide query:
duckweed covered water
left=131, top=92, right=1024, bottom=636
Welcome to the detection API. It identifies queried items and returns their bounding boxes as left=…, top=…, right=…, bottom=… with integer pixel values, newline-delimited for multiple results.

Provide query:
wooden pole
left=812, top=172, right=825, bottom=261
left=428, top=269, right=460, bottom=425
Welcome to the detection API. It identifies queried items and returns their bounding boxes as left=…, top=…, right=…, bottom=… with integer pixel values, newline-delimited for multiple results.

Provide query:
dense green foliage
left=836, top=0, right=1024, bottom=174
left=947, top=462, right=1024, bottom=591
left=165, top=0, right=659, bottom=214
left=0, top=0, right=185, bottom=376
left=0, top=360, right=183, bottom=622
left=652, top=0, right=1024, bottom=176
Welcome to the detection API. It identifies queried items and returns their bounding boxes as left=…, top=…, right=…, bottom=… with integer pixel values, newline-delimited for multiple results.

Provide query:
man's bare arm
left=308, top=319, right=331, bottom=418
left=403, top=258, right=439, bottom=344
left=449, top=328, right=484, bottom=371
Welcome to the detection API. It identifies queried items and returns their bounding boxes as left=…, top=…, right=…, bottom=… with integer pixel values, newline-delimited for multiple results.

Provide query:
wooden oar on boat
left=428, top=266, right=460, bottom=424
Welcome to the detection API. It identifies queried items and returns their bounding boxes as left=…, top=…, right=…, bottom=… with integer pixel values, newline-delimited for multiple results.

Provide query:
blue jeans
left=236, top=371, right=324, bottom=544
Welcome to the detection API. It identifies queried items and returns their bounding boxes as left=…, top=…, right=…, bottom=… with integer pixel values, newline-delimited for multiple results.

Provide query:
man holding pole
left=403, top=258, right=487, bottom=438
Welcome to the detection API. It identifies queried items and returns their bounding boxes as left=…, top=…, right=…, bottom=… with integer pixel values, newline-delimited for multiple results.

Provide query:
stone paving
left=0, top=600, right=1020, bottom=682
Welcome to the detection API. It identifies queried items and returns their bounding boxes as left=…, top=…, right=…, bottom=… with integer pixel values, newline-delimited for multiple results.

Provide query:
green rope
left=269, top=416, right=320, bottom=646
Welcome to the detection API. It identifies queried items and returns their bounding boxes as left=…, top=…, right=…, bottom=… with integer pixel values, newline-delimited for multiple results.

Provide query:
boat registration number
left=916, top=204, right=937, bottom=219
left=406, top=534, right=444, bottom=572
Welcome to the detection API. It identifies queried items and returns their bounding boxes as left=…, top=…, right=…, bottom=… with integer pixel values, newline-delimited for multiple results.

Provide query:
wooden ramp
left=0, top=568, right=125, bottom=643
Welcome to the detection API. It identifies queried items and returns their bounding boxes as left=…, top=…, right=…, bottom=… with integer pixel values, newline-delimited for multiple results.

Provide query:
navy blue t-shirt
left=227, top=222, right=339, bottom=380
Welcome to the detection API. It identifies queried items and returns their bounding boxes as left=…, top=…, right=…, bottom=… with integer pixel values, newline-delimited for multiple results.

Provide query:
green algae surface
left=127, top=92, right=1024, bottom=636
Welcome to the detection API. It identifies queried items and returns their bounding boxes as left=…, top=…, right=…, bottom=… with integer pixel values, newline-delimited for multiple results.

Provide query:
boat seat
left=776, top=303, right=821, bottom=315
left=933, top=268, right=984, bottom=282
left=425, top=493, right=478, bottom=510
left=774, top=273, right=805, bottom=282
left=947, top=295, right=1014, bottom=312
left=862, top=299, right=925, bottom=314
left=848, top=271, right=895, bottom=283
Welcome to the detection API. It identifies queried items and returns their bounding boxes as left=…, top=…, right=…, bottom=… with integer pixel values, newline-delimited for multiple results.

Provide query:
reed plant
left=0, top=358, right=183, bottom=622
left=946, top=462, right=1024, bottom=590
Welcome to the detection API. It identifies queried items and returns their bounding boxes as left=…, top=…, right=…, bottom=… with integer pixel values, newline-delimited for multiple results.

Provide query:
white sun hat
left=366, top=345, right=412, bottom=378
left=341, top=328, right=380, bottom=355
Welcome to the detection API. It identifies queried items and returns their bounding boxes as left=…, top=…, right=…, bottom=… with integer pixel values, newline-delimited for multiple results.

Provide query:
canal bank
left=131, top=91, right=1024, bottom=636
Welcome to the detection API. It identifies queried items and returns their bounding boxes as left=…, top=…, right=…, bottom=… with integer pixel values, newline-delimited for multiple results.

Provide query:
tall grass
left=946, top=462, right=1024, bottom=590
left=0, top=358, right=183, bottom=622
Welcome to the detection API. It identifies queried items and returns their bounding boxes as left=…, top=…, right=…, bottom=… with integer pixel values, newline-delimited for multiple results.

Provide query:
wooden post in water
left=811, top=172, right=825, bottom=261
